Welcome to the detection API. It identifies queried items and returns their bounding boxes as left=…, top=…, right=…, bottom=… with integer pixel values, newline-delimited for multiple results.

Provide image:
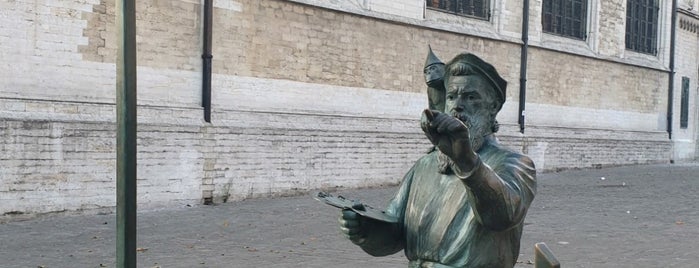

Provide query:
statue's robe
left=357, top=135, right=536, bottom=268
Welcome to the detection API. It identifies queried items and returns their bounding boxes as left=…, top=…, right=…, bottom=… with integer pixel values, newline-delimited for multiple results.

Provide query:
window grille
left=426, top=0, right=490, bottom=20
left=542, top=0, right=588, bottom=40
left=625, top=0, right=659, bottom=55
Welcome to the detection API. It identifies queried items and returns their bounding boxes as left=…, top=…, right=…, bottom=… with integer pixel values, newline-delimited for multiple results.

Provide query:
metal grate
left=625, top=0, right=659, bottom=55
left=681, top=77, right=689, bottom=129
left=426, top=0, right=490, bottom=20
left=542, top=0, right=588, bottom=40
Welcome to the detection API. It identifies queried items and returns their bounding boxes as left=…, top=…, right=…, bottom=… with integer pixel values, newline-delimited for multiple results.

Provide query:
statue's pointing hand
left=421, top=109, right=479, bottom=171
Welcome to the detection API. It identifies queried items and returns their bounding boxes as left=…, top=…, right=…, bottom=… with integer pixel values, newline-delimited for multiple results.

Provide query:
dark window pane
left=681, top=77, right=690, bottom=129
left=541, top=0, right=588, bottom=39
left=426, top=0, right=490, bottom=19
left=625, top=0, right=658, bottom=55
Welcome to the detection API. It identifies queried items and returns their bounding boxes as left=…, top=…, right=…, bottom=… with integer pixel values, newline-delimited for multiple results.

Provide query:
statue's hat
left=445, top=53, right=507, bottom=110
left=424, top=45, right=444, bottom=68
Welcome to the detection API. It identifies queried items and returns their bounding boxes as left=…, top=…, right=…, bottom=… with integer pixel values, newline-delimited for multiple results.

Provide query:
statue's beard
left=437, top=112, right=491, bottom=175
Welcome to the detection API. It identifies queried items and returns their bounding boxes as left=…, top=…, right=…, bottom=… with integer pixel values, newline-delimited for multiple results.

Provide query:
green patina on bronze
left=424, top=45, right=447, bottom=113
left=333, top=50, right=537, bottom=268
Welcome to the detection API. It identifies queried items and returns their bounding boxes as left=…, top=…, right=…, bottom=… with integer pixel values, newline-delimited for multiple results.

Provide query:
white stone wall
left=0, top=100, right=206, bottom=215
left=0, top=87, right=430, bottom=216
left=207, top=75, right=430, bottom=201
left=498, top=125, right=670, bottom=171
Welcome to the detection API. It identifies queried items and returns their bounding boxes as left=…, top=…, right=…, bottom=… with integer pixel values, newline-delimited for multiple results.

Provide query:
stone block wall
left=1, top=119, right=117, bottom=214
left=0, top=103, right=204, bottom=215
left=498, top=125, right=671, bottom=171
left=202, top=110, right=428, bottom=203
left=370, top=0, right=424, bottom=20
left=596, top=0, right=627, bottom=58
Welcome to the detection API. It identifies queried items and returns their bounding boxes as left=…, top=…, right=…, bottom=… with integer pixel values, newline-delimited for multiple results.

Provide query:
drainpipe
left=202, top=0, right=213, bottom=123
left=667, top=0, right=678, bottom=140
left=518, top=0, right=530, bottom=134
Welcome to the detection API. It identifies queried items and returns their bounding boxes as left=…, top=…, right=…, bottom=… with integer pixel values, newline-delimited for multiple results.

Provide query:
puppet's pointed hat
left=425, top=45, right=444, bottom=68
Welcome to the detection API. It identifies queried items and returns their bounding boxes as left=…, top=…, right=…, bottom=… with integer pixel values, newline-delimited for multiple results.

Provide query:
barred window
left=625, top=0, right=659, bottom=55
left=542, top=0, right=588, bottom=40
left=426, top=0, right=490, bottom=20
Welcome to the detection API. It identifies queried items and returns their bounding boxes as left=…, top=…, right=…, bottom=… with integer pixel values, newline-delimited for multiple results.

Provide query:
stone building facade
left=675, top=7, right=699, bottom=160
left=1, top=0, right=696, bottom=215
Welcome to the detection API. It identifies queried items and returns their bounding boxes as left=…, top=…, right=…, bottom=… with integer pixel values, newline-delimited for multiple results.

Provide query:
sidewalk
left=1, top=163, right=698, bottom=268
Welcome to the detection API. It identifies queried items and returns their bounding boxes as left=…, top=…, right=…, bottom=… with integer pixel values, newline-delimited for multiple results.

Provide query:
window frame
left=425, top=0, right=491, bottom=20
left=541, top=0, right=589, bottom=40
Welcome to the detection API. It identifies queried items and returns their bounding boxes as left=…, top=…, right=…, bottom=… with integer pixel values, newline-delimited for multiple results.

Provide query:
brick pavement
left=1, top=163, right=698, bottom=268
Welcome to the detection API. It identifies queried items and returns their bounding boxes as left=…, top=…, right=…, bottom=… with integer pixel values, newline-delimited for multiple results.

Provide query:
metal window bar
left=681, top=77, right=689, bottom=129
left=541, top=0, right=587, bottom=39
left=625, top=0, right=659, bottom=55
left=426, top=0, right=490, bottom=20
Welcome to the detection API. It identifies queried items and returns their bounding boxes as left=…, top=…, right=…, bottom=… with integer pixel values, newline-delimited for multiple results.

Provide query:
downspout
left=518, top=0, right=530, bottom=134
left=202, top=0, right=213, bottom=123
left=667, top=0, right=677, bottom=139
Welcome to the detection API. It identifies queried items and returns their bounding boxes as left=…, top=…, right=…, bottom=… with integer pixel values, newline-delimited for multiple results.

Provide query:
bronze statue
left=336, top=52, right=537, bottom=267
left=424, top=45, right=447, bottom=113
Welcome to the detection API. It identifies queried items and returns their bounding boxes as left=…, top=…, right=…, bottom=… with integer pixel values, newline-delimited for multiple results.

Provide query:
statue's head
left=424, top=45, right=445, bottom=88
left=443, top=53, right=507, bottom=150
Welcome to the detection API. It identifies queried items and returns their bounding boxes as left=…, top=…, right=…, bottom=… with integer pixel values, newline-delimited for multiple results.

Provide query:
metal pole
left=116, top=0, right=137, bottom=267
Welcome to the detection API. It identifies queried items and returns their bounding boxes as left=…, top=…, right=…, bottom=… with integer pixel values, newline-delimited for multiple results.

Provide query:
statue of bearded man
left=339, top=53, right=537, bottom=268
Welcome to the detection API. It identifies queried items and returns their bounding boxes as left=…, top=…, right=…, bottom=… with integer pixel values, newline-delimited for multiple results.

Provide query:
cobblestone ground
left=1, top=163, right=698, bottom=268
